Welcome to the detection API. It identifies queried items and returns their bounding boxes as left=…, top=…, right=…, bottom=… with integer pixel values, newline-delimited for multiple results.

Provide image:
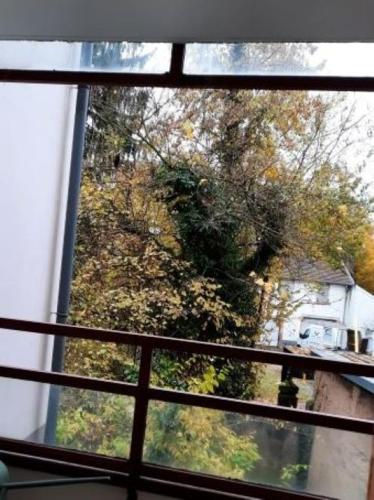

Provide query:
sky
left=313, top=44, right=374, bottom=193
left=6, top=40, right=372, bottom=192
left=184, top=42, right=374, bottom=195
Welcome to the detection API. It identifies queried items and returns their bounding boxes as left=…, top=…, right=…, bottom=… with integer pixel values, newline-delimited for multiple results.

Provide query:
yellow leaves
left=254, top=277, right=265, bottom=287
left=181, top=120, right=194, bottom=139
left=263, top=165, right=279, bottom=181
left=355, top=227, right=374, bottom=293
left=145, top=403, right=260, bottom=479
left=188, top=366, right=220, bottom=394
left=337, top=204, right=348, bottom=217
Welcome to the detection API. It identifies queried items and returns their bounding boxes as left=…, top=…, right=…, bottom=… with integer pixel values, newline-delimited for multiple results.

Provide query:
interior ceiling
left=0, top=0, right=373, bottom=42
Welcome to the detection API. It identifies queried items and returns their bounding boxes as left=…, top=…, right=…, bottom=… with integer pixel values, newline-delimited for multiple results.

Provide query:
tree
left=355, top=227, right=374, bottom=293
left=60, top=44, right=372, bottom=482
left=66, top=87, right=371, bottom=394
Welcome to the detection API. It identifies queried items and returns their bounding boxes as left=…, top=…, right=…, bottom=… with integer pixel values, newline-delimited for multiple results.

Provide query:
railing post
left=128, top=345, right=153, bottom=500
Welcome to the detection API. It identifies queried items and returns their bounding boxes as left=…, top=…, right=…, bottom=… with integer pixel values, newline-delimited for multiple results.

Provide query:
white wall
left=283, top=281, right=346, bottom=341
left=345, top=284, right=374, bottom=334
left=0, top=0, right=374, bottom=43
left=0, top=42, right=80, bottom=439
left=266, top=279, right=374, bottom=346
left=265, top=281, right=347, bottom=345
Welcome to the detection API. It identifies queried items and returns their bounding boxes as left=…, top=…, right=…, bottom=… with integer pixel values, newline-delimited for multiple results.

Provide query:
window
left=304, top=284, right=330, bottom=305
left=184, top=43, right=374, bottom=77
left=1, top=40, right=373, bottom=500
left=0, top=41, right=172, bottom=73
left=315, top=285, right=330, bottom=305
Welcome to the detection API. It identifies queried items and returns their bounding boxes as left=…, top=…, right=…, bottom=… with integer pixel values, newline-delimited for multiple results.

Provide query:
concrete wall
left=307, top=372, right=373, bottom=500
left=0, top=42, right=80, bottom=439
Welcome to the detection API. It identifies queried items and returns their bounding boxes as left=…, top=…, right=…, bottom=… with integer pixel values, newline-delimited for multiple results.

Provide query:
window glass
left=184, top=43, right=374, bottom=77
left=0, top=377, right=134, bottom=458
left=144, top=401, right=371, bottom=500
left=0, top=41, right=171, bottom=73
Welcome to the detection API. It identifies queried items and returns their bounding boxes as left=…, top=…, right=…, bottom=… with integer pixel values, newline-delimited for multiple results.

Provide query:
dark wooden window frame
left=0, top=43, right=374, bottom=499
left=1, top=44, right=374, bottom=92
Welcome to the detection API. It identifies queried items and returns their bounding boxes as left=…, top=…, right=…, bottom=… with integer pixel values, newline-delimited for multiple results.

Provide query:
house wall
left=345, top=284, right=374, bottom=334
left=0, top=43, right=80, bottom=439
left=306, top=372, right=373, bottom=500
left=274, top=281, right=374, bottom=346
left=265, top=280, right=347, bottom=345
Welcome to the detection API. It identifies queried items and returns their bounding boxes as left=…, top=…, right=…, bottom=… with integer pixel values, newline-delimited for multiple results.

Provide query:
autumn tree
left=355, top=227, right=374, bottom=293
left=66, top=86, right=371, bottom=383
left=60, top=43, right=372, bottom=479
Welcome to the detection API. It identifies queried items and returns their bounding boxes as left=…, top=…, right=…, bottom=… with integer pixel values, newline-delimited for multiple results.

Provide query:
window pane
left=184, top=43, right=374, bottom=77
left=0, top=377, right=134, bottom=458
left=0, top=41, right=171, bottom=73
left=144, top=401, right=372, bottom=500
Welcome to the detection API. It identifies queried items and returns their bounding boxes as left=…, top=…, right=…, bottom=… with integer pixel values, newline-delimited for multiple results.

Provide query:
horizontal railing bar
left=1, top=317, right=373, bottom=377
left=0, top=450, right=129, bottom=483
left=0, top=451, right=246, bottom=500
left=0, top=441, right=334, bottom=500
left=0, top=448, right=332, bottom=500
left=1, top=69, right=374, bottom=92
left=140, top=464, right=337, bottom=500
left=0, top=364, right=138, bottom=397
left=0, top=451, right=251, bottom=500
left=0, top=359, right=371, bottom=434
left=4, top=476, right=111, bottom=490
left=148, top=388, right=374, bottom=435
left=0, top=438, right=129, bottom=474
left=138, top=478, right=252, bottom=500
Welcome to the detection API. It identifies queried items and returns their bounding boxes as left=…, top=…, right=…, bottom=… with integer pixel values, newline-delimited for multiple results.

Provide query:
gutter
left=342, top=261, right=355, bottom=325
left=44, top=44, right=91, bottom=445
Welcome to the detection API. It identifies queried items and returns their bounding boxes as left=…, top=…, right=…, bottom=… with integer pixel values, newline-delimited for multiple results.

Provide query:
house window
left=304, top=283, right=330, bottom=304
left=315, top=284, right=330, bottom=304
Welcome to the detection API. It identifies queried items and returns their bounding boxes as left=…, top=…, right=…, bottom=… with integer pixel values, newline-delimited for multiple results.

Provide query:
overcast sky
left=313, top=45, right=374, bottom=193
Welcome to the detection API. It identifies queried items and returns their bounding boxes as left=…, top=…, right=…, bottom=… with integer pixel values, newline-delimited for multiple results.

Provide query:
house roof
left=285, top=346, right=374, bottom=395
left=313, top=349, right=374, bottom=395
left=282, top=259, right=355, bottom=286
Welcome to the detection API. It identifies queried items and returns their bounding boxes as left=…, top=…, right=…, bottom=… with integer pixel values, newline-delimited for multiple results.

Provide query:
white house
left=265, top=259, right=374, bottom=350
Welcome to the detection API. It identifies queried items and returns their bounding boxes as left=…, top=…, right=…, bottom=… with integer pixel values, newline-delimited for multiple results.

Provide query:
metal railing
left=0, top=316, right=373, bottom=499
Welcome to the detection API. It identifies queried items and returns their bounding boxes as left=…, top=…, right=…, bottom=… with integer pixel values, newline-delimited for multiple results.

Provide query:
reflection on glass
left=56, top=387, right=134, bottom=458
left=144, top=402, right=371, bottom=500
left=0, top=378, right=134, bottom=458
left=184, top=43, right=374, bottom=77
left=0, top=41, right=171, bottom=73
left=64, top=338, right=140, bottom=383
